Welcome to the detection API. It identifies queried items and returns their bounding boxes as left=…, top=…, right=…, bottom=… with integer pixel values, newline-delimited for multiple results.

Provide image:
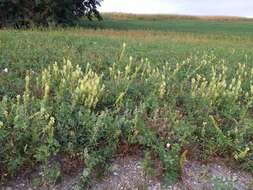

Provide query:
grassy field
left=1, top=14, right=253, bottom=187
left=82, top=13, right=253, bottom=35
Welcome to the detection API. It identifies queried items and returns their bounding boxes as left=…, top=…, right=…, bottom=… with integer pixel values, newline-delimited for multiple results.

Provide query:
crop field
left=1, top=14, right=253, bottom=188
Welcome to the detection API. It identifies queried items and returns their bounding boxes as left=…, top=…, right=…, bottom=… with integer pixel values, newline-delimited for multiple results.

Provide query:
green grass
left=0, top=14, right=253, bottom=187
left=1, top=27, right=253, bottom=98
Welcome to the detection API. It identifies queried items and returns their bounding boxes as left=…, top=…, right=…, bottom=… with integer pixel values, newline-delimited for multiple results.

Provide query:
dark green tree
left=0, top=0, right=103, bottom=28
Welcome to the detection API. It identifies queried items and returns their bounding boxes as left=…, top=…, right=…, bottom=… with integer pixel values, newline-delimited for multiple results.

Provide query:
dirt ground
left=1, top=155, right=253, bottom=190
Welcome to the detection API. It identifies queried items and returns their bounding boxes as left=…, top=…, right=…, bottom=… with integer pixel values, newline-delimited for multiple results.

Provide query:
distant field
left=102, top=13, right=253, bottom=22
left=1, top=14, right=253, bottom=187
left=80, top=13, right=253, bottom=35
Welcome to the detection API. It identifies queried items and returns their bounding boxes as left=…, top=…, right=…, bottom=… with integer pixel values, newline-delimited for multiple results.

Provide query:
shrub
left=0, top=59, right=110, bottom=183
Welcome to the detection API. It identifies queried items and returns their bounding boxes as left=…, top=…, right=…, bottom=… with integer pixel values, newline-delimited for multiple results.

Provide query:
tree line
left=0, top=0, right=103, bottom=28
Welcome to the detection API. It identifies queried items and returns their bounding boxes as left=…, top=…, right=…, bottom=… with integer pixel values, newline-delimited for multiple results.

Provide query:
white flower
left=166, top=143, right=171, bottom=149
left=3, top=68, right=8, bottom=73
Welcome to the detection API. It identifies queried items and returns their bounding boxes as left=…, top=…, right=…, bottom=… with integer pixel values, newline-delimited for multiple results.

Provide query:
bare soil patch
left=1, top=155, right=252, bottom=190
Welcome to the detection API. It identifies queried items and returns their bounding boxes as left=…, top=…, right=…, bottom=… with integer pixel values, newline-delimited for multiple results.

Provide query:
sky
left=99, top=0, right=253, bottom=18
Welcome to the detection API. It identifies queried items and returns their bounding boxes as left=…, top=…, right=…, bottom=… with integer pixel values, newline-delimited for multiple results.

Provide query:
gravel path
left=1, top=156, right=252, bottom=190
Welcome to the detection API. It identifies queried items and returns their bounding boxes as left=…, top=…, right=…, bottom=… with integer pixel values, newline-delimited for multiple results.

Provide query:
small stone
left=113, top=172, right=118, bottom=176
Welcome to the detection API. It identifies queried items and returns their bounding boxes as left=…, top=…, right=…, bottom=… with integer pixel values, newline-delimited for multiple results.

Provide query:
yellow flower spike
left=251, top=86, right=253, bottom=95
left=119, top=43, right=127, bottom=61
left=17, top=95, right=21, bottom=103
left=221, top=80, right=226, bottom=88
left=159, top=81, right=166, bottom=98
left=191, top=78, right=196, bottom=85
left=66, top=59, right=72, bottom=68
left=49, top=117, right=55, bottom=126
left=63, top=64, right=67, bottom=73
left=25, top=75, right=30, bottom=91
left=4, top=111, right=8, bottom=118
left=0, top=121, right=3, bottom=129
left=109, top=67, right=113, bottom=73
left=44, top=83, right=50, bottom=100
left=197, top=74, right=201, bottom=81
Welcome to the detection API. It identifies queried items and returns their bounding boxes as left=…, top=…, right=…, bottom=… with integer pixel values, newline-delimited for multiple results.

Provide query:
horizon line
left=100, top=11, right=253, bottom=19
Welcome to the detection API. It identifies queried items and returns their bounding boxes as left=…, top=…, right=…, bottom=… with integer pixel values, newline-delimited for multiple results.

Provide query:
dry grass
left=43, top=28, right=253, bottom=47
left=102, top=12, right=253, bottom=22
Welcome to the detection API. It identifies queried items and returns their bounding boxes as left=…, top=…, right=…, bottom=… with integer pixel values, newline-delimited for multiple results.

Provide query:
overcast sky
left=99, top=0, right=253, bottom=18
